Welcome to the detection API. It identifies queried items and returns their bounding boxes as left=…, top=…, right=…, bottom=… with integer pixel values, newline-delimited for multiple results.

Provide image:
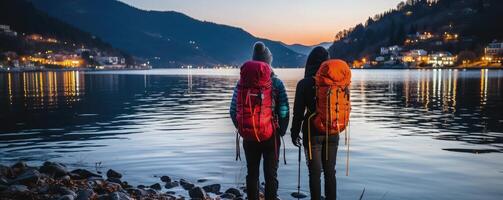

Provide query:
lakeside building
left=0, top=24, right=17, bottom=37
left=428, top=52, right=456, bottom=67
left=374, top=44, right=461, bottom=68
left=402, top=49, right=428, bottom=64
left=407, top=32, right=437, bottom=41
left=405, top=32, right=439, bottom=45
left=26, top=34, right=59, bottom=43
left=443, top=32, right=459, bottom=42
left=380, top=45, right=402, bottom=55
left=96, top=56, right=120, bottom=65
left=0, top=27, right=142, bottom=70
left=484, top=41, right=503, bottom=63
left=95, top=56, right=127, bottom=69
left=26, top=54, right=83, bottom=68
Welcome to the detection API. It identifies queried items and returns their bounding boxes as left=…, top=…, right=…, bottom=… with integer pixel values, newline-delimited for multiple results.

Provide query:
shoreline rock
left=0, top=161, right=248, bottom=200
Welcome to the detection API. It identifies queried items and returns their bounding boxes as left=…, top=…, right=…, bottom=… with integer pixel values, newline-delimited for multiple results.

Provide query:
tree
left=397, top=2, right=406, bottom=10
left=366, top=17, right=375, bottom=27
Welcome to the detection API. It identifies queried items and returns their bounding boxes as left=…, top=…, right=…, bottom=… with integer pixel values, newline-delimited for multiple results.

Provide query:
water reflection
left=0, top=69, right=502, bottom=158
left=0, top=69, right=502, bottom=159
left=0, top=69, right=502, bottom=199
left=349, top=69, right=502, bottom=153
left=1, top=71, right=84, bottom=109
left=0, top=71, right=239, bottom=161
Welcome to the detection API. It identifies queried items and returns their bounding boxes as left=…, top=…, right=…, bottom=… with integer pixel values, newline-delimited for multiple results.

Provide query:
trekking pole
left=291, top=145, right=307, bottom=199
left=297, top=146, right=301, bottom=197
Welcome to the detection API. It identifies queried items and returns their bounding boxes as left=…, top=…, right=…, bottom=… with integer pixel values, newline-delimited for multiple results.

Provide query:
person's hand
left=291, top=135, right=302, bottom=147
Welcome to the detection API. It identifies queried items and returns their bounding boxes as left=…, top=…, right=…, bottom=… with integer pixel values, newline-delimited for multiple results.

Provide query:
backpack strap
left=326, top=86, right=332, bottom=161
left=271, top=82, right=280, bottom=130
left=271, top=82, right=287, bottom=164
left=235, top=130, right=241, bottom=161
left=307, top=77, right=317, bottom=161
left=307, top=112, right=316, bottom=160
left=344, top=86, right=351, bottom=176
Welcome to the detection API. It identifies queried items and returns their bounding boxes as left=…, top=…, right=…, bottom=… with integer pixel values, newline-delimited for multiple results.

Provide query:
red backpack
left=236, top=61, right=276, bottom=142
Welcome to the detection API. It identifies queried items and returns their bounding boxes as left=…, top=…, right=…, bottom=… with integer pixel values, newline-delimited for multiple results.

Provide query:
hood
left=304, top=46, right=329, bottom=78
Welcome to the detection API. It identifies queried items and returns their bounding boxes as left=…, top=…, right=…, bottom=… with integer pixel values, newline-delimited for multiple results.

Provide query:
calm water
left=0, top=69, right=502, bottom=200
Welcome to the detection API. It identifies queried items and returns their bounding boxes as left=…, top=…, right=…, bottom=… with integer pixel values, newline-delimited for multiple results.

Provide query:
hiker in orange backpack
left=291, top=47, right=351, bottom=200
left=229, top=42, right=290, bottom=200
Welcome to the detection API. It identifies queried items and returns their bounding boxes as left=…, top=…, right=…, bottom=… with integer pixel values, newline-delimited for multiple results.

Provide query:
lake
left=0, top=69, right=502, bottom=200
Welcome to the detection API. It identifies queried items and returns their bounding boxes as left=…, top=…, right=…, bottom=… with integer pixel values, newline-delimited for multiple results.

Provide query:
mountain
left=0, top=0, right=123, bottom=57
left=29, top=0, right=306, bottom=68
left=328, top=0, right=503, bottom=62
left=284, top=42, right=333, bottom=55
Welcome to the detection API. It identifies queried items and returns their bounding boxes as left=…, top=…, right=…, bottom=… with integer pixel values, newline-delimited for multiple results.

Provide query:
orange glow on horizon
left=119, top=0, right=404, bottom=46
left=244, top=26, right=340, bottom=46
left=255, top=32, right=334, bottom=46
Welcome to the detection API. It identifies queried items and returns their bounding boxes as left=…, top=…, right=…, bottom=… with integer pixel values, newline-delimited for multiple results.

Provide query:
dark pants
left=243, top=135, right=280, bottom=200
left=304, top=135, right=339, bottom=200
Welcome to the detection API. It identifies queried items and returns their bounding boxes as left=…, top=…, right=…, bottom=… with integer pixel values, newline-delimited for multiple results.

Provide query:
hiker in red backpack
left=230, top=42, right=290, bottom=200
left=291, top=47, right=351, bottom=200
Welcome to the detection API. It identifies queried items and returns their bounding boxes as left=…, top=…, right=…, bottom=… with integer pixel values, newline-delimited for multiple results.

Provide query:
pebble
left=189, top=186, right=206, bottom=199
left=220, top=192, right=236, bottom=199
left=40, top=161, right=68, bottom=177
left=179, top=179, right=195, bottom=190
left=11, top=161, right=28, bottom=172
left=202, top=183, right=221, bottom=194
left=150, top=183, right=162, bottom=190
left=0, top=161, right=253, bottom=200
left=70, top=169, right=102, bottom=179
left=165, top=181, right=179, bottom=189
left=106, top=169, right=123, bottom=179
left=225, top=187, right=242, bottom=197
left=75, top=188, right=95, bottom=200
left=9, top=168, right=41, bottom=185
left=160, top=175, right=171, bottom=183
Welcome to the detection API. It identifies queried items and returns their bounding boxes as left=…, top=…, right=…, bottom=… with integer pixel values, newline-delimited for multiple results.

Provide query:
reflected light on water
left=481, top=69, right=488, bottom=105
left=3, top=71, right=85, bottom=109
left=0, top=69, right=502, bottom=200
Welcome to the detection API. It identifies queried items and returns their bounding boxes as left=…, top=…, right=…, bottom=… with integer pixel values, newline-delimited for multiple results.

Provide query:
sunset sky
left=120, top=0, right=402, bottom=45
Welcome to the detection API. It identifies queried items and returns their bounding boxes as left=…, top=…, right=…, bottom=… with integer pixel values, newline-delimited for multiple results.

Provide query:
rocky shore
left=0, top=161, right=248, bottom=200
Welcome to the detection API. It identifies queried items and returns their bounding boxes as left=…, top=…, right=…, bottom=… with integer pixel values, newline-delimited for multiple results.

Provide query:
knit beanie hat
left=252, top=42, right=273, bottom=65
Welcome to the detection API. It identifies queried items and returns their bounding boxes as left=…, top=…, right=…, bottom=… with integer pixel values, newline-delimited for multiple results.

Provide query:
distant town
left=351, top=30, right=502, bottom=69
left=1, top=27, right=502, bottom=71
left=0, top=25, right=152, bottom=72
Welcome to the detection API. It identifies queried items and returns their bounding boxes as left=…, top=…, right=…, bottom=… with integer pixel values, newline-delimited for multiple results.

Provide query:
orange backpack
left=311, top=59, right=352, bottom=135
left=308, top=59, right=352, bottom=175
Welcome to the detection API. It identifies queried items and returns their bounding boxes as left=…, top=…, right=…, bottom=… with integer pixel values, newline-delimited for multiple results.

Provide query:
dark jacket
left=229, top=75, right=290, bottom=137
left=291, top=47, right=329, bottom=139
